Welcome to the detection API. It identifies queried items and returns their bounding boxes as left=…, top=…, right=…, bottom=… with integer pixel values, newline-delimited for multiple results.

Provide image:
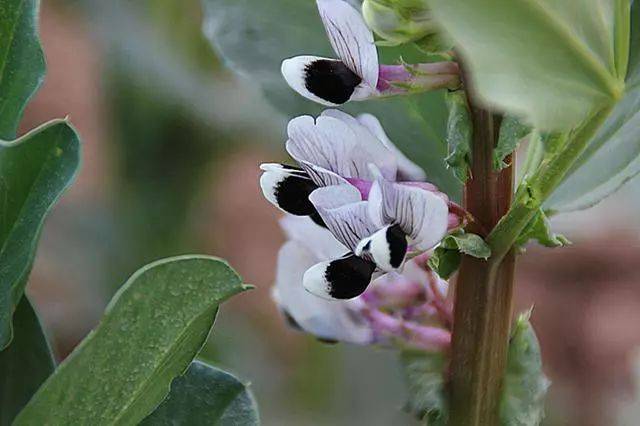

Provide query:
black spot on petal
left=309, top=211, right=327, bottom=228
left=387, top=224, right=408, bottom=268
left=305, top=60, right=362, bottom=104
left=326, top=254, right=376, bottom=299
left=274, top=174, right=319, bottom=216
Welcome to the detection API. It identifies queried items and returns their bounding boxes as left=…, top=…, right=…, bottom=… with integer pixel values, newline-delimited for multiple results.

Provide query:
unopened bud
left=362, top=0, right=437, bottom=46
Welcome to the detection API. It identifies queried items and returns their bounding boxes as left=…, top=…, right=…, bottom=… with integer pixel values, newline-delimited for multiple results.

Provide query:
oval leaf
left=0, top=120, right=80, bottom=349
left=14, top=256, right=249, bottom=425
left=142, top=361, right=259, bottom=426
left=429, top=0, right=628, bottom=130
left=0, top=0, right=45, bottom=139
left=201, top=0, right=461, bottom=198
left=0, top=297, right=54, bottom=425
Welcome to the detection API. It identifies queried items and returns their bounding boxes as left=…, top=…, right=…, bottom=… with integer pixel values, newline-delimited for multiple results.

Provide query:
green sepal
left=429, top=231, right=491, bottom=278
left=494, top=116, right=532, bottom=170
left=500, top=310, right=550, bottom=426
left=400, top=350, right=448, bottom=425
left=427, top=247, right=461, bottom=280
left=516, top=209, right=571, bottom=249
left=444, top=90, right=472, bottom=182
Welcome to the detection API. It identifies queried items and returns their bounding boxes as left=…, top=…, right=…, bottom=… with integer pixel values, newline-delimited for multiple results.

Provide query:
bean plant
left=0, top=0, right=638, bottom=425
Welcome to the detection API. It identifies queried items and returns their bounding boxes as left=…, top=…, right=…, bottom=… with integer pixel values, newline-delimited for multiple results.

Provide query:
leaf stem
left=487, top=105, right=614, bottom=265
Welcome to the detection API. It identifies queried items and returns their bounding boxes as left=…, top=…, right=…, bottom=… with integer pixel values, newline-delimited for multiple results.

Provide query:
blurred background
left=21, top=1, right=640, bottom=425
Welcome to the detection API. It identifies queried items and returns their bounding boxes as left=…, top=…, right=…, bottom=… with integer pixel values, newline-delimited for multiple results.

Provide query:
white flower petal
left=287, top=114, right=396, bottom=183
left=321, top=109, right=398, bottom=179
left=356, top=113, right=427, bottom=181
left=309, top=185, right=377, bottom=251
left=355, top=224, right=408, bottom=272
left=316, top=0, right=379, bottom=88
left=279, top=215, right=347, bottom=261
left=274, top=241, right=373, bottom=343
left=368, top=179, right=449, bottom=251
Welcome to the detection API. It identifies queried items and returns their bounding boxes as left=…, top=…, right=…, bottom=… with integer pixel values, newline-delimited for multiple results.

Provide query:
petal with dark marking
left=281, top=56, right=362, bottom=106
left=316, top=0, right=378, bottom=88
left=309, top=185, right=378, bottom=252
left=304, top=254, right=377, bottom=300
left=260, top=163, right=319, bottom=216
left=273, top=240, right=373, bottom=343
left=355, top=224, right=408, bottom=271
left=368, top=178, right=449, bottom=251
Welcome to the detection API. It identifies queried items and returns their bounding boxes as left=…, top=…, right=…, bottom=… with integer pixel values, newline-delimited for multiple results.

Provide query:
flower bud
left=362, top=0, right=437, bottom=46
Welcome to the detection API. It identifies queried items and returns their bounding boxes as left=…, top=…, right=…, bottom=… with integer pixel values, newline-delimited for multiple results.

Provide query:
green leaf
left=14, top=256, right=250, bottom=425
left=500, top=311, right=550, bottom=426
left=444, top=90, right=472, bottom=182
left=202, top=0, right=461, bottom=199
left=429, top=0, right=628, bottom=130
left=516, top=208, right=570, bottom=249
left=400, top=350, right=448, bottom=425
left=428, top=231, right=490, bottom=278
left=0, top=297, right=54, bottom=426
left=445, top=231, right=492, bottom=259
left=0, top=0, right=45, bottom=139
left=142, top=361, right=259, bottom=425
left=546, top=1, right=640, bottom=212
left=0, top=120, right=80, bottom=349
left=494, top=116, right=531, bottom=170
left=427, top=246, right=461, bottom=280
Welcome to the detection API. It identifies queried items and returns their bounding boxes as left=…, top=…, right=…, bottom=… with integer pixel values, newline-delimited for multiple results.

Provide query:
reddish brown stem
left=447, top=97, right=516, bottom=425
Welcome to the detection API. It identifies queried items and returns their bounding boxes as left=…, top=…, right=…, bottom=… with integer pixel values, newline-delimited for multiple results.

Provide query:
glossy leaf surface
left=15, top=256, right=248, bottom=425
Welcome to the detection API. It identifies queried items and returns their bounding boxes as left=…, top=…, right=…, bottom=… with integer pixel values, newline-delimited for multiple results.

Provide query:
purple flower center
left=345, top=177, right=373, bottom=199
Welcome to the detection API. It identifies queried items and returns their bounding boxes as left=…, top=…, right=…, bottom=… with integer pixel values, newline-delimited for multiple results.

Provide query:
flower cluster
left=273, top=215, right=452, bottom=349
left=261, top=110, right=461, bottom=300
left=261, top=0, right=460, bottom=347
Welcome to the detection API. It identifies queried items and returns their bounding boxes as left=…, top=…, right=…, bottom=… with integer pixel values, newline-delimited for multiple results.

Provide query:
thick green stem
left=448, top=91, right=515, bottom=425
left=487, top=105, right=614, bottom=264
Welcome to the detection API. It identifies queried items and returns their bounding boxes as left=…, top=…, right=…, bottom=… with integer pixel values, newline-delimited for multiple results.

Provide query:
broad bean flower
left=273, top=215, right=452, bottom=349
left=260, top=110, right=462, bottom=300
left=281, top=0, right=459, bottom=106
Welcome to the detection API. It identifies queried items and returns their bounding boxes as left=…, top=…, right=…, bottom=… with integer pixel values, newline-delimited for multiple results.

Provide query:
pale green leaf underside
left=0, top=0, right=45, bottom=140
left=494, top=116, right=531, bottom=170
left=401, top=350, right=447, bottom=425
left=444, top=90, right=471, bottom=182
left=14, top=256, right=248, bottom=426
left=429, top=0, right=627, bottom=130
left=500, top=312, right=550, bottom=426
left=547, top=2, right=640, bottom=212
left=0, top=120, right=80, bottom=350
left=0, top=297, right=54, bottom=426
left=141, top=361, right=259, bottom=425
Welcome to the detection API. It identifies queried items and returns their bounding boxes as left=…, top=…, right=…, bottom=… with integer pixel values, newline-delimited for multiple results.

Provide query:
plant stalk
left=448, top=93, right=515, bottom=425
left=448, top=98, right=613, bottom=424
